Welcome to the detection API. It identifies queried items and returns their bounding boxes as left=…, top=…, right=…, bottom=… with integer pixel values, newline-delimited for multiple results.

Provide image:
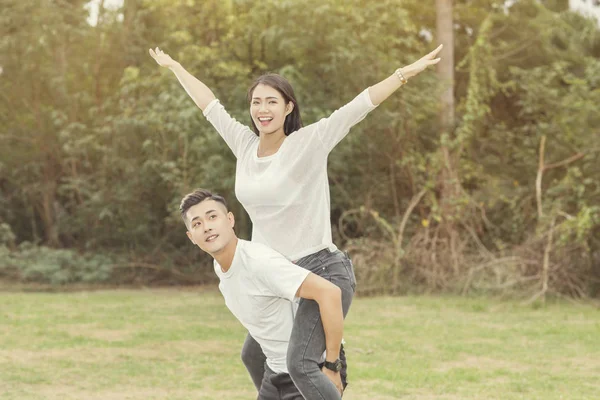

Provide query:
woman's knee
left=286, top=344, right=311, bottom=381
left=286, top=358, right=302, bottom=381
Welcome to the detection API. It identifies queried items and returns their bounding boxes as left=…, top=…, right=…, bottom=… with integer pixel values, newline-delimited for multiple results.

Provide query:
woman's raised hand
left=400, top=44, right=443, bottom=80
left=149, top=47, right=179, bottom=69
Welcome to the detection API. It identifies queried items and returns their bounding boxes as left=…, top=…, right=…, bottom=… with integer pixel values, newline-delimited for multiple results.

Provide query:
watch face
left=325, top=359, right=343, bottom=372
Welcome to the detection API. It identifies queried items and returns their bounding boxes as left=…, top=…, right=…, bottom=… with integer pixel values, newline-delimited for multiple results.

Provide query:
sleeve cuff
left=290, top=269, right=311, bottom=301
left=203, top=98, right=220, bottom=117
left=363, top=88, right=377, bottom=109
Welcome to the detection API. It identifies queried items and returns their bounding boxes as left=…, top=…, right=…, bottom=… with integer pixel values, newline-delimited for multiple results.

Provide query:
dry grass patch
left=433, top=355, right=530, bottom=373
left=22, top=386, right=256, bottom=400
left=65, top=323, right=135, bottom=342
left=1, top=339, right=233, bottom=366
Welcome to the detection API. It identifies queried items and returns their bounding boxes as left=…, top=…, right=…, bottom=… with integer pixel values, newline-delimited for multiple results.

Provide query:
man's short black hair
left=179, top=189, right=228, bottom=226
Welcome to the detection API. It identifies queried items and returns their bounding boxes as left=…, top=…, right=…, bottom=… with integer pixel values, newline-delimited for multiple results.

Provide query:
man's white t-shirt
left=204, top=89, right=378, bottom=260
left=214, top=239, right=310, bottom=373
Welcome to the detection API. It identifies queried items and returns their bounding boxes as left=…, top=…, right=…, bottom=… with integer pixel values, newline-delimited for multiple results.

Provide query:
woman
left=150, top=44, right=441, bottom=399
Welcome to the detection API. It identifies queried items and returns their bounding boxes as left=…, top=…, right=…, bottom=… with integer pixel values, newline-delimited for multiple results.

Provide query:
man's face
left=185, top=200, right=235, bottom=255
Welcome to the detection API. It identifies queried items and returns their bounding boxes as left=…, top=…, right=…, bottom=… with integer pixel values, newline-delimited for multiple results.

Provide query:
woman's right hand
left=149, top=47, right=179, bottom=69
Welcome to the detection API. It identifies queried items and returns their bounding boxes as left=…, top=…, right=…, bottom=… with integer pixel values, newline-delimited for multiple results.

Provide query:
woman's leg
left=271, top=371, right=305, bottom=400
left=256, top=364, right=279, bottom=400
left=287, top=249, right=356, bottom=400
left=242, top=332, right=267, bottom=391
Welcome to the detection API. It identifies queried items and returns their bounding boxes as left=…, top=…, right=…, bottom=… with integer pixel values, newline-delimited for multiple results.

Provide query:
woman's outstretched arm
left=149, top=47, right=216, bottom=111
left=307, top=44, right=444, bottom=152
left=368, top=44, right=443, bottom=105
left=149, top=47, right=256, bottom=159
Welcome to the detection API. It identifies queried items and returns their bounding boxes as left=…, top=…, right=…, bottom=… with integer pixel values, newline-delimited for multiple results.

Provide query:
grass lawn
left=1, top=288, right=599, bottom=399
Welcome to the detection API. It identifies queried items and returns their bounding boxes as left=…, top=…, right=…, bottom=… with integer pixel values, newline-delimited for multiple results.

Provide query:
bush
left=0, top=242, right=113, bottom=285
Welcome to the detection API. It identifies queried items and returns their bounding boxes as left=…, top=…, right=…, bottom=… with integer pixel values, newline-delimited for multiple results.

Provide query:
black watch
left=323, top=359, right=342, bottom=372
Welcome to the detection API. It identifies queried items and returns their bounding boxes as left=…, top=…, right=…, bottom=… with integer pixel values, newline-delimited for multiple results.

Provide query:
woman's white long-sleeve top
left=203, top=89, right=377, bottom=261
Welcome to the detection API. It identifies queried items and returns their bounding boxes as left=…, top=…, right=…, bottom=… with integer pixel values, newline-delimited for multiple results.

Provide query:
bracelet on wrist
left=394, top=68, right=408, bottom=85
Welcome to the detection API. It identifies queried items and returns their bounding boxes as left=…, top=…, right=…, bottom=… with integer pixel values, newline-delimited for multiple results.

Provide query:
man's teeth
left=206, top=235, right=218, bottom=242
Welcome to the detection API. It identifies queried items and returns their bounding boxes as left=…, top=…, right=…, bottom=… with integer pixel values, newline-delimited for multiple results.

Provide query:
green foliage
left=0, top=0, right=598, bottom=294
left=457, top=3, right=600, bottom=243
left=0, top=243, right=113, bottom=284
left=0, top=223, right=16, bottom=246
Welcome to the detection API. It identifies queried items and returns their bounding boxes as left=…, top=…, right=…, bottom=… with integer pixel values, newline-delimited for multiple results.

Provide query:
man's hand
left=148, top=47, right=179, bottom=69
left=322, top=367, right=344, bottom=395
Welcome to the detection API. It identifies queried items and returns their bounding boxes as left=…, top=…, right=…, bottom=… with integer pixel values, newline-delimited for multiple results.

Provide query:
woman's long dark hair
left=246, top=74, right=303, bottom=136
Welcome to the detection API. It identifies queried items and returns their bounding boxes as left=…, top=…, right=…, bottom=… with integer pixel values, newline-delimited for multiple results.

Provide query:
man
left=180, top=189, right=345, bottom=399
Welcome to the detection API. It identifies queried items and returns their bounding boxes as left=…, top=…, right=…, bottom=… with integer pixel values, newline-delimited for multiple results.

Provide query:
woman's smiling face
left=250, top=84, right=293, bottom=136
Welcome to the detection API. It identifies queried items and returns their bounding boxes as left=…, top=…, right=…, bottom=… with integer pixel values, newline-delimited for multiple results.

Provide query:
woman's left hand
left=399, top=44, right=443, bottom=80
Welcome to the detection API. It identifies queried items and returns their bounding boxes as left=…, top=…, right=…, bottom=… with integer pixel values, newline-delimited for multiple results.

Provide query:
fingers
left=429, top=44, right=443, bottom=58
left=149, top=47, right=164, bottom=56
left=333, top=375, right=343, bottom=394
left=421, top=44, right=443, bottom=61
left=149, top=47, right=169, bottom=65
left=416, top=58, right=440, bottom=72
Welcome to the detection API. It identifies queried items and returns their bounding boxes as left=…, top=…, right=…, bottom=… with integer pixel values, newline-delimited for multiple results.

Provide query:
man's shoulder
left=238, top=240, right=290, bottom=266
left=237, top=241, right=294, bottom=272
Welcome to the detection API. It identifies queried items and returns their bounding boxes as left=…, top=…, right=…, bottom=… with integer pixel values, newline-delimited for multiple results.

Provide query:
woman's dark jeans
left=257, top=364, right=304, bottom=400
left=242, top=248, right=356, bottom=400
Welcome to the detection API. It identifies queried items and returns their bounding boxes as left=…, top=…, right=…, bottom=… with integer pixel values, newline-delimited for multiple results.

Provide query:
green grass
left=1, top=288, right=599, bottom=399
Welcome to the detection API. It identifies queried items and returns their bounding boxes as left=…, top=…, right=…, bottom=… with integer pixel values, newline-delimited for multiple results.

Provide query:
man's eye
left=210, top=215, right=216, bottom=219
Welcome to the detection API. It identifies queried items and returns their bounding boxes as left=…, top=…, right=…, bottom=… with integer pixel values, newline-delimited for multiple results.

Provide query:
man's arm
left=256, top=254, right=345, bottom=394
left=296, top=273, right=343, bottom=364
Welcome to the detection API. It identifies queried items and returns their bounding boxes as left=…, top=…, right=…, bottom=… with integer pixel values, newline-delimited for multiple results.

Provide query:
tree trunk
left=436, top=0, right=460, bottom=276
left=38, top=156, right=61, bottom=247
left=124, top=0, right=137, bottom=54
left=436, top=0, right=459, bottom=210
left=436, top=0, right=455, bottom=130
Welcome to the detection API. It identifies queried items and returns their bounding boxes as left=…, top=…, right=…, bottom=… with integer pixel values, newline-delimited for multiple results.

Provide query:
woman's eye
left=210, top=215, right=216, bottom=219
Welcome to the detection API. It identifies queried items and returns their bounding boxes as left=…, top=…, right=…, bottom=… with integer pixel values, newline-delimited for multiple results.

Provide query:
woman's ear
left=286, top=101, right=294, bottom=116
